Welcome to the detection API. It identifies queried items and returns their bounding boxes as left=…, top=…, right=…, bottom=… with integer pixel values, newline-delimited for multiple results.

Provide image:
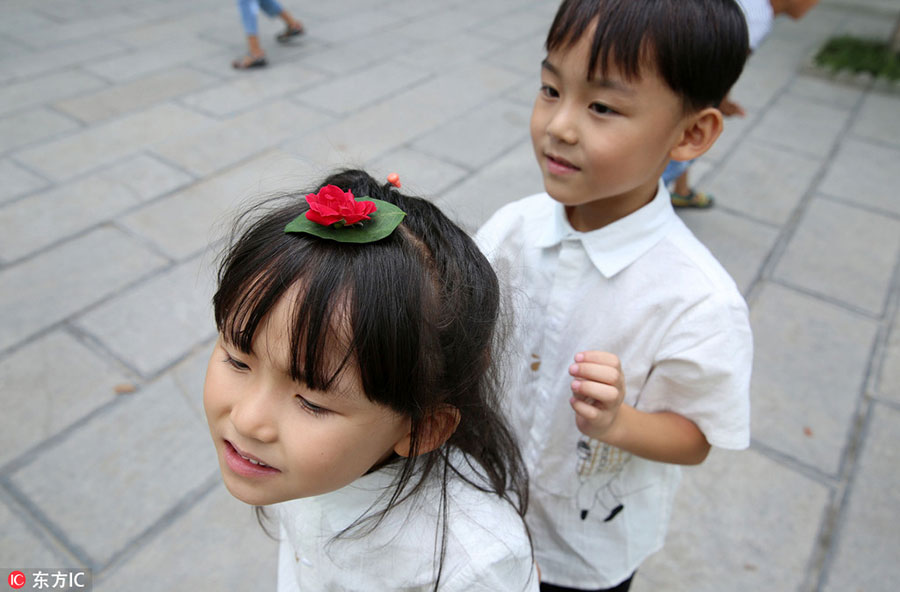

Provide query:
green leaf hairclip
left=284, top=183, right=406, bottom=244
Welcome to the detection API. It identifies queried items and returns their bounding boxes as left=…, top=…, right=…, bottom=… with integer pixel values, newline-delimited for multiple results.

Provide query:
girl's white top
left=274, top=455, right=538, bottom=591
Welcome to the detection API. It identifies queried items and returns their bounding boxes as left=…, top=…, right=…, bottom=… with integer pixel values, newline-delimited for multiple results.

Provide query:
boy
left=476, top=1, right=753, bottom=590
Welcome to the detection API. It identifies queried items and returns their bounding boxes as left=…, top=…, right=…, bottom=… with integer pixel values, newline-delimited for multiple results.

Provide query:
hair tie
left=387, top=173, right=401, bottom=188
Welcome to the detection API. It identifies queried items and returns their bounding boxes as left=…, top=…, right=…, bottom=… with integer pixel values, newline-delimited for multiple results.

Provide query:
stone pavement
left=1, top=0, right=899, bottom=590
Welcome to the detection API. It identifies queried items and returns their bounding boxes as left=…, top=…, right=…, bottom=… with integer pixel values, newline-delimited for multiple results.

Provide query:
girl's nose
left=230, top=388, right=278, bottom=443
left=546, top=104, right=578, bottom=144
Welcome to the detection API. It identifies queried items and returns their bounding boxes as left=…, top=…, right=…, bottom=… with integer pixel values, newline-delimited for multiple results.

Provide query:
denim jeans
left=661, top=158, right=694, bottom=186
left=237, top=0, right=285, bottom=35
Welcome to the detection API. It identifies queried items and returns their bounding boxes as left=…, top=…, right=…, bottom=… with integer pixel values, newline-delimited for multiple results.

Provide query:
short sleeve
left=637, top=292, right=753, bottom=450
left=441, top=546, right=539, bottom=592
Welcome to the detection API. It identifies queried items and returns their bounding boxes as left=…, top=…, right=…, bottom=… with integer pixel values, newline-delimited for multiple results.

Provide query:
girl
left=203, top=169, right=538, bottom=591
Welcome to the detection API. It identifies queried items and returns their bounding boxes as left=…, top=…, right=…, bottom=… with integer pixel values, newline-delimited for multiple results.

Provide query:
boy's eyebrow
left=541, top=58, right=634, bottom=95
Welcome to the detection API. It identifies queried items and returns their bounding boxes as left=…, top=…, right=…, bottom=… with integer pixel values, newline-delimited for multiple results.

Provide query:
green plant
left=814, top=35, right=900, bottom=81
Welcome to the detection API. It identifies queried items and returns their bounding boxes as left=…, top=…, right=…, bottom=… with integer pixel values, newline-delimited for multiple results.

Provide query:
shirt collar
left=535, top=181, right=677, bottom=278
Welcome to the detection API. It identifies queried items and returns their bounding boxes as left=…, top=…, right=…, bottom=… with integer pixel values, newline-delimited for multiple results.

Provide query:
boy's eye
left=590, top=102, right=616, bottom=115
left=296, top=395, right=330, bottom=417
left=223, top=354, right=250, bottom=371
left=540, top=84, right=559, bottom=98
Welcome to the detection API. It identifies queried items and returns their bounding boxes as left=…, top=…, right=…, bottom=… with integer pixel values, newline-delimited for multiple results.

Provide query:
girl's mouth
left=224, top=440, right=281, bottom=477
left=545, top=153, right=580, bottom=175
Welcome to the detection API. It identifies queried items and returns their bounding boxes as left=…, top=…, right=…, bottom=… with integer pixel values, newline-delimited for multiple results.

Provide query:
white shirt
left=275, top=456, right=539, bottom=592
left=736, top=0, right=774, bottom=50
left=476, top=184, right=752, bottom=588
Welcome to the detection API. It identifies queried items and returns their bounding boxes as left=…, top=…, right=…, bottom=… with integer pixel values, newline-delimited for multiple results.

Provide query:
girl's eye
left=540, top=84, right=559, bottom=98
left=223, top=354, right=250, bottom=371
left=590, top=102, right=616, bottom=115
left=296, top=395, right=330, bottom=417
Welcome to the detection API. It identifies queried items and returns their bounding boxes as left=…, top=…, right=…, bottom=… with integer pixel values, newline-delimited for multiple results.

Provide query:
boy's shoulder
left=476, top=192, right=555, bottom=251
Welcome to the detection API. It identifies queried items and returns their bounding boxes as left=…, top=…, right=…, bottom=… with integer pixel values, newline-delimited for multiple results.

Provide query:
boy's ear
left=393, top=405, right=461, bottom=458
left=669, top=107, right=724, bottom=162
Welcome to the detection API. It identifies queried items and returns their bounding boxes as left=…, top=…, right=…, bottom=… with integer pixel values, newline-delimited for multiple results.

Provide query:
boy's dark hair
left=213, top=169, right=529, bottom=590
left=547, top=0, right=749, bottom=112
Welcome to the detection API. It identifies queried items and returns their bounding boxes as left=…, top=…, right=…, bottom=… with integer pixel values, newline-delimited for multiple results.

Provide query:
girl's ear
left=393, top=406, right=461, bottom=457
left=669, top=107, right=724, bottom=162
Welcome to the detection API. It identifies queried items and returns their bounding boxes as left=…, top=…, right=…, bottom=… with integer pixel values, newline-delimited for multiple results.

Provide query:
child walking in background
left=664, top=0, right=821, bottom=207
left=204, top=169, right=538, bottom=591
left=232, top=0, right=305, bottom=70
left=476, top=1, right=753, bottom=590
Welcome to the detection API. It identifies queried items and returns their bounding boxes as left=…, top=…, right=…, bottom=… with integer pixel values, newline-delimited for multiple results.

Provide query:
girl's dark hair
left=213, top=169, right=529, bottom=589
left=546, top=0, right=749, bottom=112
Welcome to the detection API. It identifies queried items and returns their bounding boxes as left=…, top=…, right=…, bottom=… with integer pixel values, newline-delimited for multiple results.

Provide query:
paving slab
left=877, top=307, right=900, bottom=404
left=0, top=159, right=48, bottom=205
left=0, top=70, right=107, bottom=118
left=181, top=62, right=326, bottom=117
left=748, top=93, right=853, bottom=159
left=14, top=103, right=216, bottom=181
left=0, top=227, right=169, bottom=353
left=0, top=108, right=80, bottom=154
left=169, top=339, right=217, bottom=419
left=788, top=75, right=866, bottom=110
left=0, top=330, right=129, bottom=468
left=74, top=255, right=217, bottom=378
left=749, top=282, right=878, bottom=476
left=293, top=60, right=430, bottom=116
left=773, top=196, right=900, bottom=316
left=151, top=100, right=330, bottom=178
left=819, top=138, right=900, bottom=216
left=0, top=492, right=71, bottom=568
left=0, top=38, right=124, bottom=83
left=54, top=68, right=219, bottom=124
left=437, top=141, right=544, bottom=232
left=6, top=374, right=217, bottom=568
left=823, top=404, right=900, bottom=592
left=82, top=38, right=226, bottom=83
left=284, top=62, right=524, bottom=166
left=93, top=484, right=277, bottom=592
left=849, top=92, right=900, bottom=148
left=696, top=140, right=821, bottom=225
left=120, top=150, right=316, bottom=260
left=633, top=448, right=830, bottom=592
left=0, top=154, right=192, bottom=262
left=676, top=208, right=779, bottom=295
left=366, top=147, right=469, bottom=197
left=411, top=98, right=532, bottom=170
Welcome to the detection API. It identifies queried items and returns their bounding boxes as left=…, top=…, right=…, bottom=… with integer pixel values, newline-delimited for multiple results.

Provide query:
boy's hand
left=568, top=351, right=625, bottom=440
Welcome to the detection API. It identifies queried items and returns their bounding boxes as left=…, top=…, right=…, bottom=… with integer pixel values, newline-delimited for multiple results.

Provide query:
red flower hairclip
left=284, top=185, right=406, bottom=244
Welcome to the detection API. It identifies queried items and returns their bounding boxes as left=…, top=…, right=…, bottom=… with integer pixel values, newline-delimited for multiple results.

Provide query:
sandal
left=232, top=54, right=267, bottom=70
left=671, top=189, right=714, bottom=209
left=276, top=24, right=305, bottom=43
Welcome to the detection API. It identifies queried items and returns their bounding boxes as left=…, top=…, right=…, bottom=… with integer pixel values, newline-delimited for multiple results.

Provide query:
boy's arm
left=569, top=351, right=711, bottom=465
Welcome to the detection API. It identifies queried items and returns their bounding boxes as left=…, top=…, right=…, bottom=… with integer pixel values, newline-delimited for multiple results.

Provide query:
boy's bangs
left=546, top=0, right=652, bottom=82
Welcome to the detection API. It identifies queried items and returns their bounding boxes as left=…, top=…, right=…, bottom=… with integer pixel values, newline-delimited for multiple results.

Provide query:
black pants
left=540, top=573, right=634, bottom=592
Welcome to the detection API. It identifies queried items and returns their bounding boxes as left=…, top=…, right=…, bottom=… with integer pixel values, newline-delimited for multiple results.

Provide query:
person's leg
left=673, top=170, right=691, bottom=196
left=234, top=0, right=267, bottom=68
left=258, top=0, right=304, bottom=37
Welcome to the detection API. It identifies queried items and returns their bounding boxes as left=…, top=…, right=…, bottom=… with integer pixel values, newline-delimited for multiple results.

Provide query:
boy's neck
left=563, top=185, right=658, bottom=233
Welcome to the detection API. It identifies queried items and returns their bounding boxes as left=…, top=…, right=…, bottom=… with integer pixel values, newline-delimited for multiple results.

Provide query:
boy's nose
left=546, top=106, right=578, bottom=144
left=230, top=389, right=278, bottom=443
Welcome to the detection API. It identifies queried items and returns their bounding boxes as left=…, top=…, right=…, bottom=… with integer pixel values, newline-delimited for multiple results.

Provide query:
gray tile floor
left=1, top=0, right=899, bottom=590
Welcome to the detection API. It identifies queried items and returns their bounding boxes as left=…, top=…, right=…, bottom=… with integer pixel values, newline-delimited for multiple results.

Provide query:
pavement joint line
left=65, top=319, right=153, bottom=381
left=861, top=245, right=900, bottom=398
left=748, top=439, right=842, bottom=488
left=92, top=471, right=221, bottom=577
left=810, top=396, right=875, bottom=592
left=767, top=277, right=889, bottom=320
left=743, top=74, right=870, bottom=303
left=815, top=191, right=900, bottom=223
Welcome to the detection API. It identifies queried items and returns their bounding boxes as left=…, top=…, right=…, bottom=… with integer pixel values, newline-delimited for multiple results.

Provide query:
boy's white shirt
left=475, top=183, right=752, bottom=588
left=274, top=455, right=538, bottom=592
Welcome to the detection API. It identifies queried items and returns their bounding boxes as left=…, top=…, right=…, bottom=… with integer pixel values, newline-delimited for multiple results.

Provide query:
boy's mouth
left=545, top=153, right=580, bottom=174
